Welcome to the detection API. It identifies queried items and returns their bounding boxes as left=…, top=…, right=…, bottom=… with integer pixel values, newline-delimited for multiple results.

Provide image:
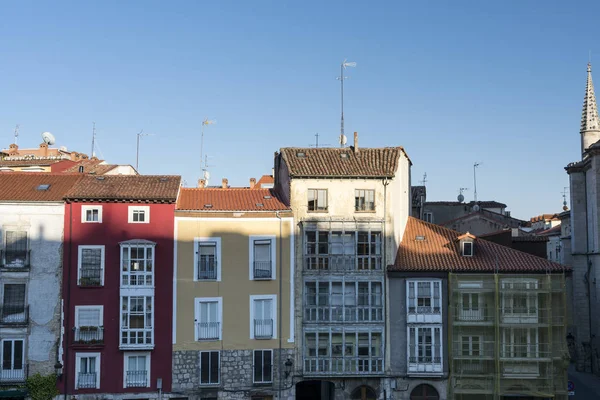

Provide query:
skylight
left=256, top=203, right=264, bottom=207
left=36, top=184, right=50, bottom=191
left=204, top=204, right=213, bottom=208
left=296, top=151, right=306, bottom=158
left=263, top=195, right=272, bottom=199
left=415, top=235, right=425, bottom=241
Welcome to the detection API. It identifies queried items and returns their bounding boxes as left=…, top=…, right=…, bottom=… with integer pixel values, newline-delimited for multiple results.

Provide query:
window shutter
left=78, top=308, right=101, bottom=327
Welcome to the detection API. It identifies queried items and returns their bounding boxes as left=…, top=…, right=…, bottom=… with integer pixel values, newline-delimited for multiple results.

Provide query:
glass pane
left=2, top=341, right=12, bottom=369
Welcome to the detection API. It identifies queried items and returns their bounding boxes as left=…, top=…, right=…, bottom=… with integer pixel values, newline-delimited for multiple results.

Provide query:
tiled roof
left=390, top=217, right=568, bottom=273
left=425, top=200, right=507, bottom=208
left=530, top=214, right=559, bottom=222
left=0, top=159, right=61, bottom=167
left=279, top=147, right=408, bottom=178
left=0, top=173, right=82, bottom=202
left=512, top=236, right=549, bottom=242
left=63, top=161, right=118, bottom=175
left=177, top=188, right=290, bottom=211
left=66, top=175, right=181, bottom=202
left=537, top=224, right=562, bottom=236
left=255, top=175, right=274, bottom=188
left=440, top=210, right=525, bottom=227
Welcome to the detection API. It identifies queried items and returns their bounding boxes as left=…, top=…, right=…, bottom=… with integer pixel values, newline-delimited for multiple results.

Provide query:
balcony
left=74, top=327, right=104, bottom=345
left=304, top=357, right=383, bottom=375
left=408, top=356, right=443, bottom=375
left=196, top=322, right=220, bottom=340
left=0, top=250, right=30, bottom=269
left=197, top=260, right=217, bottom=280
left=253, top=261, right=272, bottom=280
left=0, top=305, right=29, bottom=326
left=407, top=306, right=442, bottom=324
left=304, top=255, right=382, bottom=272
left=304, top=305, right=383, bottom=324
left=125, top=370, right=148, bottom=388
left=77, top=372, right=97, bottom=389
left=254, top=319, right=273, bottom=339
left=78, top=268, right=102, bottom=287
left=0, top=364, right=27, bottom=385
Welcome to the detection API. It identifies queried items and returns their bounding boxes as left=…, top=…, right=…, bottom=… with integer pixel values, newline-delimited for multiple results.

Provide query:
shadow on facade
left=295, top=380, right=334, bottom=400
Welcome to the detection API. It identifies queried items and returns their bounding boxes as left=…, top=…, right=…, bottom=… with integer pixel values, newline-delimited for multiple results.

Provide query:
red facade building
left=60, top=175, right=180, bottom=398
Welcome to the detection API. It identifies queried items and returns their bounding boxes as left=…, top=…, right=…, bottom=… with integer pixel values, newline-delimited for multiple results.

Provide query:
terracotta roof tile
left=0, top=173, right=82, bottom=202
left=66, top=175, right=180, bottom=202
left=280, top=147, right=408, bottom=178
left=0, top=159, right=61, bottom=167
left=177, top=188, right=290, bottom=211
left=255, top=175, right=274, bottom=188
left=425, top=200, right=507, bottom=208
left=390, top=217, right=568, bottom=273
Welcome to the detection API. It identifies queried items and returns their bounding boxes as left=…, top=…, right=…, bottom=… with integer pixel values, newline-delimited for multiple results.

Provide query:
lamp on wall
left=54, top=361, right=63, bottom=378
left=284, top=358, right=293, bottom=379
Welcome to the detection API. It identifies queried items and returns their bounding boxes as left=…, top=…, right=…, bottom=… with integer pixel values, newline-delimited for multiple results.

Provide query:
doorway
left=351, top=385, right=377, bottom=400
left=295, top=380, right=335, bottom=400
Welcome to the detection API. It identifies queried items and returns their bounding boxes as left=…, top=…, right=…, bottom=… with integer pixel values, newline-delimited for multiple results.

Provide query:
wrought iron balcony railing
left=253, top=261, right=272, bottom=280
left=0, top=305, right=29, bottom=326
left=78, top=268, right=102, bottom=287
left=0, top=364, right=27, bottom=384
left=76, top=372, right=97, bottom=389
left=0, top=250, right=31, bottom=269
left=196, top=322, right=220, bottom=340
left=126, top=370, right=148, bottom=387
left=74, top=326, right=104, bottom=344
left=197, top=260, right=217, bottom=280
left=254, top=319, right=273, bottom=339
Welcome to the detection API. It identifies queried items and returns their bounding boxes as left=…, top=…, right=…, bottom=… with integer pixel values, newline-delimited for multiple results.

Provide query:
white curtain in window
left=78, top=309, right=100, bottom=327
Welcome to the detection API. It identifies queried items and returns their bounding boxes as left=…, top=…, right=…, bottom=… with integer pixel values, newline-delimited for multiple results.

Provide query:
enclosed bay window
left=501, top=279, right=539, bottom=323
left=3, top=231, right=28, bottom=268
left=121, top=241, right=155, bottom=287
left=357, top=231, right=382, bottom=270
left=120, top=296, right=153, bottom=348
left=501, top=328, right=540, bottom=377
left=78, top=246, right=104, bottom=287
left=308, top=189, right=328, bottom=211
left=250, top=236, right=275, bottom=280
left=408, top=326, right=442, bottom=374
left=354, top=189, right=375, bottom=212
left=195, top=238, right=221, bottom=281
left=305, top=231, right=330, bottom=270
left=195, top=298, right=222, bottom=341
left=253, top=350, right=273, bottom=384
left=1, top=339, right=24, bottom=382
left=407, top=280, right=442, bottom=323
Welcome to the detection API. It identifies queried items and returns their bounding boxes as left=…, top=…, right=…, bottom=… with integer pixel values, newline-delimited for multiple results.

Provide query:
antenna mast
left=473, top=162, right=481, bottom=202
left=200, top=118, right=216, bottom=180
left=420, top=172, right=428, bottom=186
left=337, top=59, right=356, bottom=147
left=136, top=130, right=152, bottom=171
left=13, top=125, right=19, bottom=145
left=91, top=122, right=96, bottom=158
left=562, top=186, right=569, bottom=211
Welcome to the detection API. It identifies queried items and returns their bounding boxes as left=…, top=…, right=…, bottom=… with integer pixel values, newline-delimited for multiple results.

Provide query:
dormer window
left=458, top=232, right=476, bottom=257
left=462, top=241, right=473, bottom=257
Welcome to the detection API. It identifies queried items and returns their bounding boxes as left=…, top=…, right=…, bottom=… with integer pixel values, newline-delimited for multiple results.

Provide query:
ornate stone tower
left=581, top=63, right=600, bottom=156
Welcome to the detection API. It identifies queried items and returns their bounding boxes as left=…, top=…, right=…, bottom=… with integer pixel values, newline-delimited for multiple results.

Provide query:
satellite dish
left=473, top=204, right=480, bottom=212
left=457, top=194, right=465, bottom=203
left=41, top=132, right=55, bottom=145
left=203, top=170, right=210, bottom=181
left=339, top=134, right=347, bottom=146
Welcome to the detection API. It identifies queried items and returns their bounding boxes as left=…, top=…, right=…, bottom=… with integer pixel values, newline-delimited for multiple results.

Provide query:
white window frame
left=501, top=279, right=539, bottom=323
left=120, top=242, right=156, bottom=287
left=77, top=245, right=105, bottom=286
left=120, top=296, right=154, bottom=349
left=199, top=350, right=220, bottom=385
left=423, top=212, right=433, bottom=223
left=194, top=297, right=223, bottom=341
left=501, top=328, right=539, bottom=359
left=249, top=235, right=276, bottom=280
left=0, top=338, right=25, bottom=379
left=406, top=279, right=442, bottom=323
left=354, top=189, right=375, bottom=212
left=75, top=352, right=101, bottom=389
left=249, top=295, right=277, bottom=340
left=501, top=328, right=540, bottom=377
left=194, top=237, right=222, bottom=281
left=461, top=240, right=474, bottom=256
left=128, top=206, right=150, bottom=224
left=75, top=305, right=104, bottom=328
left=123, top=352, right=151, bottom=388
left=307, top=189, right=328, bottom=212
left=253, top=349, right=273, bottom=384
left=460, top=335, right=483, bottom=356
left=81, top=206, right=103, bottom=223
left=407, top=325, right=443, bottom=374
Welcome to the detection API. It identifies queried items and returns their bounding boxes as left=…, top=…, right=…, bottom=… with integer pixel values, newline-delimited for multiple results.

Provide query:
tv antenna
left=13, top=125, right=19, bottom=145
left=200, top=118, right=216, bottom=179
left=202, top=154, right=216, bottom=184
left=473, top=162, right=481, bottom=202
left=562, top=187, right=569, bottom=211
left=419, top=172, right=428, bottom=186
left=91, top=122, right=97, bottom=158
left=136, top=130, right=154, bottom=171
left=337, top=59, right=356, bottom=147
left=310, top=133, right=330, bottom=148
left=458, top=187, right=468, bottom=203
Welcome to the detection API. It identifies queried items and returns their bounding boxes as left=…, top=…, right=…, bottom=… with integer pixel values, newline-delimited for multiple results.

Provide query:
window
left=128, top=206, right=150, bottom=223
left=355, top=189, right=375, bottom=211
left=75, top=306, right=103, bottom=343
left=121, top=242, right=155, bottom=286
left=195, top=238, right=221, bottom=281
left=460, top=292, right=483, bottom=321
left=75, top=352, right=100, bottom=389
left=502, top=328, right=539, bottom=359
left=250, top=295, right=276, bottom=339
left=36, top=184, right=50, bottom=191
left=195, top=298, right=222, bottom=341
left=3, top=231, right=28, bottom=267
left=308, top=189, right=328, bottom=211
left=250, top=236, right=275, bottom=280
left=199, top=351, right=220, bottom=385
left=501, top=279, right=538, bottom=323
left=1, top=339, right=24, bottom=382
left=82, top=206, right=102, bottom=223
left=124, top=353, right=150, bottom=388
left=253, top=350, right=273, bottom=383
left=121, top=296, right=153, bottom=347
left=78, top=246, right=104, bottom=287
left=357, top=231, right=382, bottom=270
left=423, top=212, right=433, bottom=223
left=462, top=241, right=473, bottom=256
left=461, top=335, right=482, bottom=356
left=1, top=284, right=27, bottom=324
left=408, top=326, right=442, bottom=373
left=407, top=280, right=442, bottom=323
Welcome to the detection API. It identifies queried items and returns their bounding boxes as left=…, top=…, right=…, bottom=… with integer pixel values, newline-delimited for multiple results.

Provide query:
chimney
left=198, top=179, right=206, bottom=188
left=39, top=142, right=48, bottom=157
left=250, top=177, right=256, bottom=189
left=222, top=178, right=228, bottom=189
left=353, top=132, right=359, bottom=154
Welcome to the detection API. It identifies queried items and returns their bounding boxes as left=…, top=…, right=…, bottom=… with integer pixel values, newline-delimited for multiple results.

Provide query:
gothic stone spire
left=581, top=62, right=600, bottom=155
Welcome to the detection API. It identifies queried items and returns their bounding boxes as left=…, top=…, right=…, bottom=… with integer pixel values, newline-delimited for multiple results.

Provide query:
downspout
left=276, top=211, right=283, bottom=398
left=63, top=202, right=73, bottom=400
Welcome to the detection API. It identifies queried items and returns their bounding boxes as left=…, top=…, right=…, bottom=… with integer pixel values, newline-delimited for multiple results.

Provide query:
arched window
left=351, top=385, right=377, bottom=400
left=410, top=384, right=439, bottom=400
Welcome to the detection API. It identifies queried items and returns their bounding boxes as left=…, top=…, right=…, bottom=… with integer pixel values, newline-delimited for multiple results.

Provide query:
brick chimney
left=8, top=143, right=18, bottom=155
left=222, top=178, right=228, bottom=189
left=39, top=142, right=48, bottom=157
left=250, top=177, right=256, bottom=189
left=198, top=179, right=206, bottom=188
left=353, top=132, right=359, bottom=154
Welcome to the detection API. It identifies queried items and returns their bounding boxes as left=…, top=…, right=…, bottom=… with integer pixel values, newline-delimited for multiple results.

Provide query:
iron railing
left=76, top=372, right=97, bottom=389
left=197, top=260, right=217, bottom=280
left=0, top=305, right=29, bottom=325
left=126, top=370, right=147, bottom=387
left=74, top=327, right=104, bottom=344
left=78, top=268, right=102, bottom=287
left=0, top=364, right=27, bottom=384
left=304, top=357, right=383, bottom=374
left=304, top=305, right=384, bottom=323
left=253, top=261, right=272, bottom=279
left=0, top=250, right=31, bottom=269
left=304, top=255, right=382, bottom=272
left=196, top=322, right=220, bottom=340
left=254, top=319, right=273, bottom=339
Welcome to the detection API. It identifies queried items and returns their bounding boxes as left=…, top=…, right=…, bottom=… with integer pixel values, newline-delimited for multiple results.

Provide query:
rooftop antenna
left=202, top=154, right=216, bottom=185
left=13, top=125, right=19, bottom=145
left=337, top=59, right=356, bottom=147
left=458, top=187, right=468, bottom=203
left=562, top=187, right=569, bottom=211
left=419, top=172, right=428, bottom=186
left=310, top=133, right=330, bottom=148
left=136, top=130, right=153, bottom=171
left=91, top=122, right=96, bottom=158
left=473, top=162, right=481, bottom=202
left=200, top=118, right=216, bottom=179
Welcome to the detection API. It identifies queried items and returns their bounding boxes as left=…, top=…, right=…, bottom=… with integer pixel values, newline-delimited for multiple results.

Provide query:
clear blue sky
left=1, top=1, right=596, bottom=219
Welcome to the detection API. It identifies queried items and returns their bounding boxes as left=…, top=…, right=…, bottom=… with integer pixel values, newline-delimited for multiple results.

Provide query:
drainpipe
left=276, top=211, right=283, bottom=398
left=63, top=202, right=73, bottom=400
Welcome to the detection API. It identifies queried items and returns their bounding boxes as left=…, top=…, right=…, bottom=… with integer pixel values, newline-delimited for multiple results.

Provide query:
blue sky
left=0, top=1, right=596, bottom=219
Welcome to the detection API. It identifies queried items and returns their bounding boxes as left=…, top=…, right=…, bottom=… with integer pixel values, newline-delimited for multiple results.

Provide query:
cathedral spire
left=581, top=62, right=600, bottom=155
